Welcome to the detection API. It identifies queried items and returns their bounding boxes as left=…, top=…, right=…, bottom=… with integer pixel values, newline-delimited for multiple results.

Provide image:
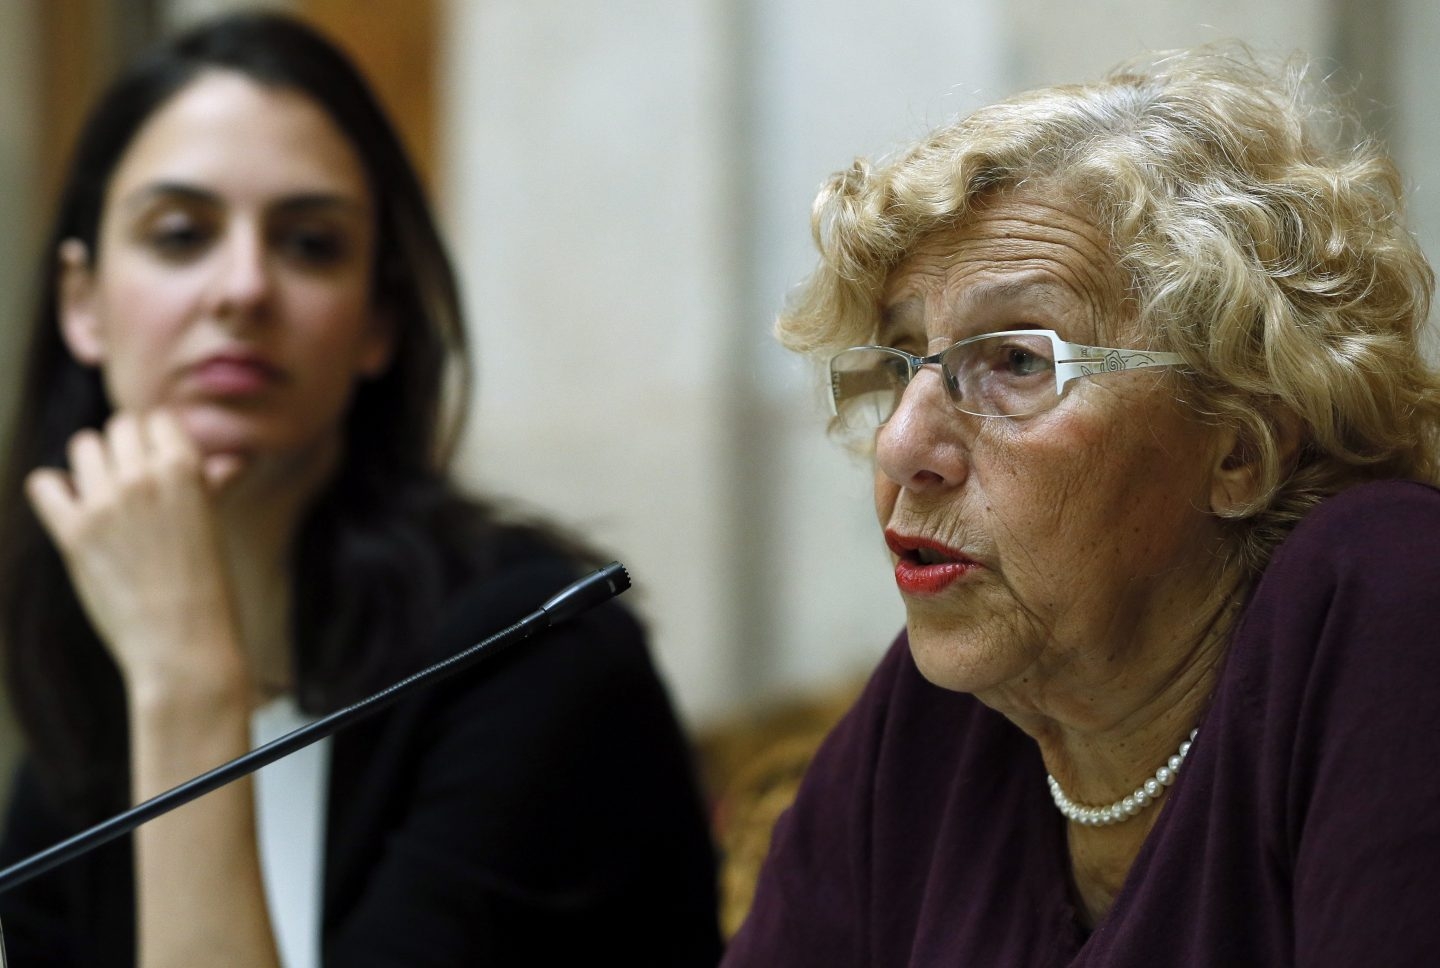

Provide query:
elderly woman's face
left=874, top=190, right=1234, bottom=713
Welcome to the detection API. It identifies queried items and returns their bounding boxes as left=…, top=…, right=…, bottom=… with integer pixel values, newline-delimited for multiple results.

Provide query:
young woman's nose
left=873, top=366, right=971, bottom=493
left=210, top=223, right=271, bottom=320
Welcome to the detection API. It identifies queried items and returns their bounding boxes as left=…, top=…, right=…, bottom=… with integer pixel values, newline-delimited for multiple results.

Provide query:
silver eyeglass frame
left=827, top=328, right=1188, bottom=422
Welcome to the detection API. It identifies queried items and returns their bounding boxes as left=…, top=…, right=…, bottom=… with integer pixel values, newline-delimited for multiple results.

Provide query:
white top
left=251, top=696, right=331, bottom=968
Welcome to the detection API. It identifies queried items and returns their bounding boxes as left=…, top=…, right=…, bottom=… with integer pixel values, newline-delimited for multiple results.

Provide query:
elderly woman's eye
left=1003, top=346, right=1048, bottom=375
left=977, top=337, right=1052, bottom=378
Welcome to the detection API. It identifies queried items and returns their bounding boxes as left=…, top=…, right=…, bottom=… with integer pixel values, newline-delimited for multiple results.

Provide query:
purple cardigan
left=725, top=480, right=1440, bottom=967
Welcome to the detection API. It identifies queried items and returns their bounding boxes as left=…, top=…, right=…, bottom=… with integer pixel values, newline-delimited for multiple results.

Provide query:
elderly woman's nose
left=873, top=370, right=969, bottom=492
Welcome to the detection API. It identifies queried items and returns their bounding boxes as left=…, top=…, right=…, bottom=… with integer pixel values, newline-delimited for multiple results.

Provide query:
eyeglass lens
left=831, top=332, right=1059, bottom=427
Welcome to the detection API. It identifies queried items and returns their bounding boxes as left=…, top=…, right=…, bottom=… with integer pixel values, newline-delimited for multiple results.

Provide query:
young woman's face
left=59, top=70, right=393, bottom=463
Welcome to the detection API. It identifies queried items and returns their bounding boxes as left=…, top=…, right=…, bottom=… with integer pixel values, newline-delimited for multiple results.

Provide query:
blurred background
left=0, top=0, right=1435, bottom=764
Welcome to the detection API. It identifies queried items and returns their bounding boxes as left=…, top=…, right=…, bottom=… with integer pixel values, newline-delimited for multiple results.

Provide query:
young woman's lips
left=185, top=355, right=282, bottom=396
left=884, top=530, right=983, bottom=596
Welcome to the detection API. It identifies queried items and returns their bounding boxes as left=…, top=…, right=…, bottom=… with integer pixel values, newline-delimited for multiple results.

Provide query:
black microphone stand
left=0, top=561, right=631, bottom=896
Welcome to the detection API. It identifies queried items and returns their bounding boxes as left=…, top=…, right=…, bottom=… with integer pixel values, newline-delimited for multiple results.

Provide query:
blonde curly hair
left=780, top=45, right=1440, bottom=575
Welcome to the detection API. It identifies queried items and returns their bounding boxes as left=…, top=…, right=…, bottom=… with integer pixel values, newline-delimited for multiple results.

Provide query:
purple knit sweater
left=725, top=480, right=1440, bottom=967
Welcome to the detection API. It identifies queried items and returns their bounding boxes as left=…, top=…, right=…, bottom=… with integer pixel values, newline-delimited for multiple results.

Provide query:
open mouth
left=913, top=546, right=959, bottom=566
left=884, top=530, right=978, bottom=568
left=885, top=531, right=981, bottom=596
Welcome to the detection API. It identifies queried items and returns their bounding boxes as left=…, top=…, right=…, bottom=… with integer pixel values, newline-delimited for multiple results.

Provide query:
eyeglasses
left=828, top=329, right=1186, bottom=429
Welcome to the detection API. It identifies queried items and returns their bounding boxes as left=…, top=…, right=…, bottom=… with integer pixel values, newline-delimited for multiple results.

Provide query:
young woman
left=0, top=13, right=720, bottom=967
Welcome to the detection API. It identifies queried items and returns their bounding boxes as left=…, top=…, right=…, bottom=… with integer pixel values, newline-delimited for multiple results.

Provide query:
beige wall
left=439, top=0, right=1012, bottom=722
left=1393, top=0, right=1440, bottom=349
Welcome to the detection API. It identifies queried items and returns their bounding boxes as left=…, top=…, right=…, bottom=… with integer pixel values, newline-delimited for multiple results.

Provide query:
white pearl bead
left=1046, top=727, right=1198, bottom=825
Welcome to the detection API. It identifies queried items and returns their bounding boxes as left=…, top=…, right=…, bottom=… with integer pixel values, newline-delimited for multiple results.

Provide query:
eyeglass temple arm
left=1055, top=346, right=1186, bottom=392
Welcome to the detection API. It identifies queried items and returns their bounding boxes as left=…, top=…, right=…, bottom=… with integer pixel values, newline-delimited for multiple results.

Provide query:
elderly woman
left=723, top=47, right=1440, bottom=967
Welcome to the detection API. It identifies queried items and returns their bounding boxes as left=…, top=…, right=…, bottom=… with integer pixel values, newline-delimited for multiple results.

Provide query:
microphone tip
left=601, top=561, right=632, bottom=595
left=539, top=561, right=634, bottom=625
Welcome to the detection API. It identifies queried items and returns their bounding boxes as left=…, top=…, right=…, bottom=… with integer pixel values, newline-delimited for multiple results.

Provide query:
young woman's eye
left=277, top=226, right=350, bottom=267
left=145, top=218, right=212, bottom=259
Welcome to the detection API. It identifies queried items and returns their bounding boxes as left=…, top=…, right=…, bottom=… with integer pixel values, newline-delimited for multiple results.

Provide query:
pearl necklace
left=1046, top=728, right=1198, bottom=827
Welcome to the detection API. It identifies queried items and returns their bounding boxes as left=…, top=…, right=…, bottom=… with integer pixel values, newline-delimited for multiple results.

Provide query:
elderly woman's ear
left=1208, top=412, right=1303, bottom=516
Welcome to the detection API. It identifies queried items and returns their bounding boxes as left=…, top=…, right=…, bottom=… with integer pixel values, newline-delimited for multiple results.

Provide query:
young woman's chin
left=171, top=406, right=265, bottom=455
left=175, top=405, right=341, bottom=472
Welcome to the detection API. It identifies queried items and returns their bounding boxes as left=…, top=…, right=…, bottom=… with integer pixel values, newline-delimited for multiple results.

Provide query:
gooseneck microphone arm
left=0, top=562, right=632, bottom=895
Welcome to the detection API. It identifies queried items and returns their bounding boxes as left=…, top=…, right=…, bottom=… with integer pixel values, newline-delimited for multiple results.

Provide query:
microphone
left=0, top=561, right=632, bottom=894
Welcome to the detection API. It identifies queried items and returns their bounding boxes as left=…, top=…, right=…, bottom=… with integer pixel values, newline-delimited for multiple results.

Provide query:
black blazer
left=0, top=544, right=722, bottom=966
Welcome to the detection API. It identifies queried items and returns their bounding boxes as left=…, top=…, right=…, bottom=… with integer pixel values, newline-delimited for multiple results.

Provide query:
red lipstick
left=884, top=530, right=982, bottom=596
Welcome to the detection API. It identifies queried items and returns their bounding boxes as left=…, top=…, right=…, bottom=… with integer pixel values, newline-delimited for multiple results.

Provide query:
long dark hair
left=0, top=12, right=531, bottom=821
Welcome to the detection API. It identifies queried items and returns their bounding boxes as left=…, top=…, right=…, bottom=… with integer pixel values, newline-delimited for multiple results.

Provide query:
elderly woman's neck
left=989, top=542, right=1243, bottom=737
left=998, top=573, right=1249, bottom=928
left=1011, top=583, right=1241, bottom=797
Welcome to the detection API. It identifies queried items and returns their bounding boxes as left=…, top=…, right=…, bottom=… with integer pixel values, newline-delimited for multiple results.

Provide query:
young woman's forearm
left=128, top=659, right=279, bottom=968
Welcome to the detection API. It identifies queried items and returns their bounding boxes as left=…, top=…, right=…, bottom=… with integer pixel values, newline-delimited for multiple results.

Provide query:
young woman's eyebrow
left=119, top=181, right=218, bottom=213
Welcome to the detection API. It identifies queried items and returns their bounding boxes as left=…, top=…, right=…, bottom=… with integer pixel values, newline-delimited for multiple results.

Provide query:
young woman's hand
left=25, top=410, right=247, bottom=697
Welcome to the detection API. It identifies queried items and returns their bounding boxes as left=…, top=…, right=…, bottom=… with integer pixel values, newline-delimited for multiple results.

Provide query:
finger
left=202, top=453, right=248, bottom=493
left=66, top=428, right=111, bottom=500
left=146, top=409, right=199, bottom=467
left=24, top=467, right=79, bottom=545
left=146, top=411, right=207, bottom=496
left=105, top=412, right=148, bottom=484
